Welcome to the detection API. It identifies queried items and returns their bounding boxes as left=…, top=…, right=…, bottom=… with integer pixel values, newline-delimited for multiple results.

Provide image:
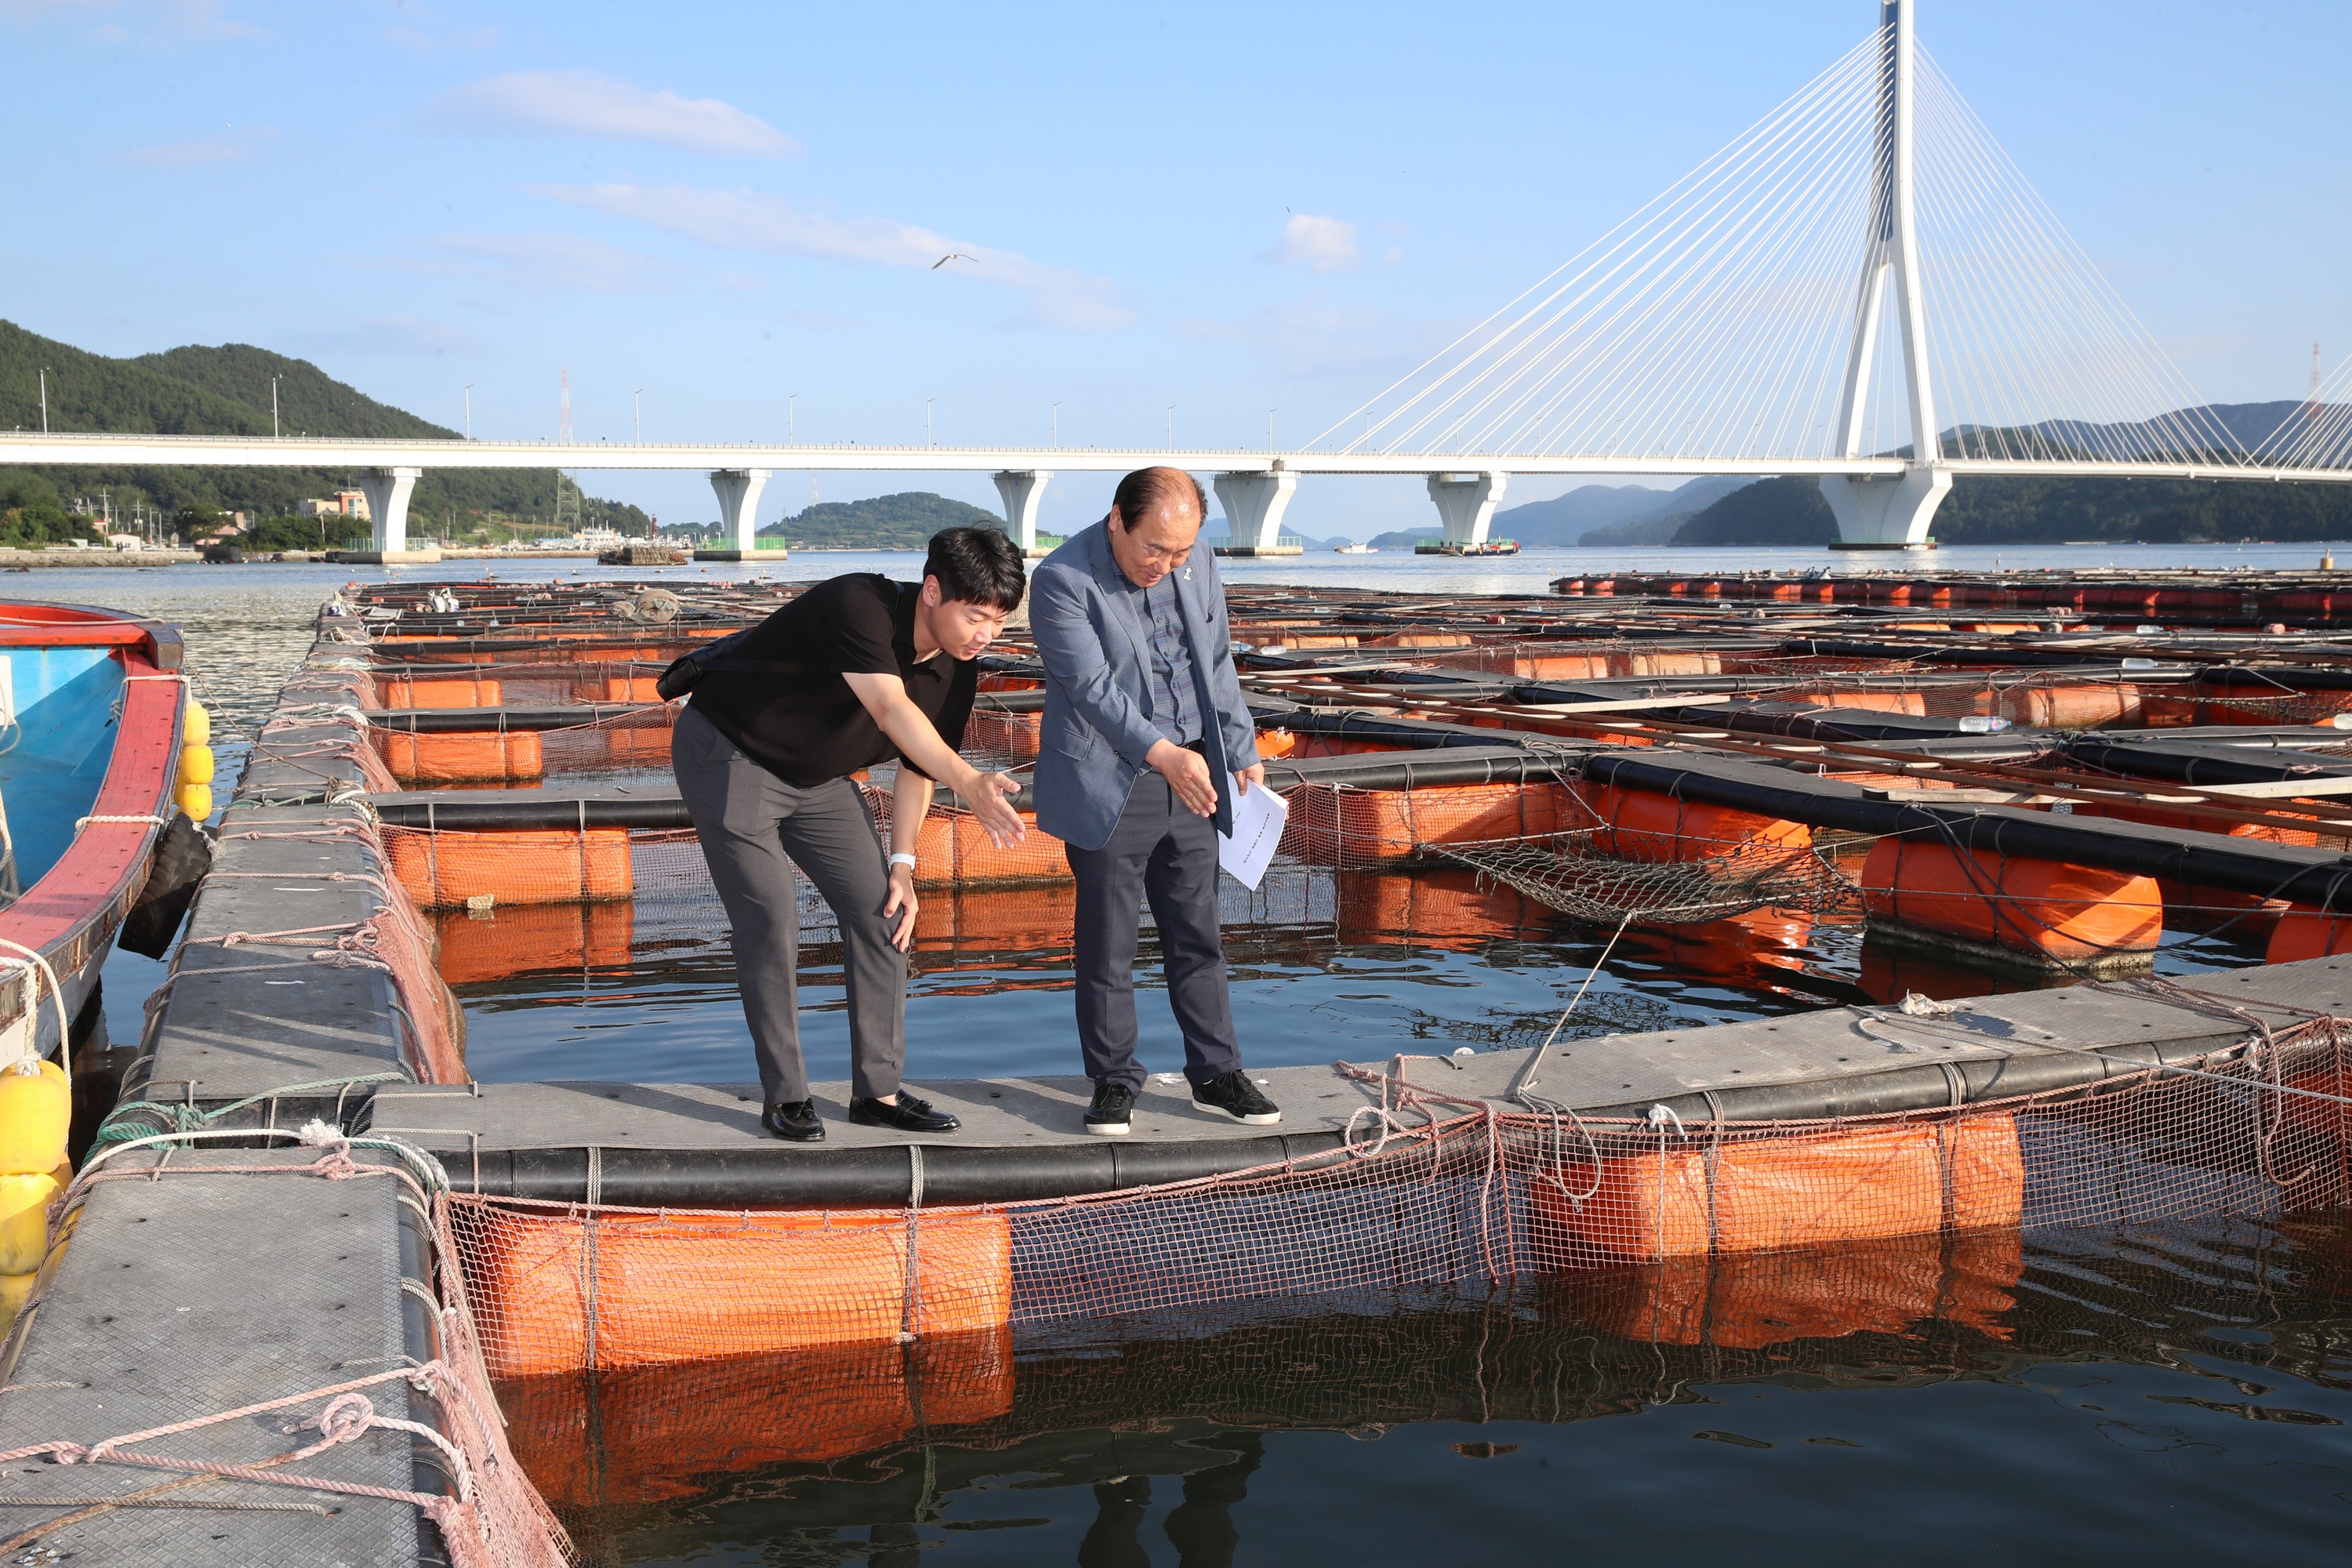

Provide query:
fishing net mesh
left=436, top=1006, right=2352, bottom=1394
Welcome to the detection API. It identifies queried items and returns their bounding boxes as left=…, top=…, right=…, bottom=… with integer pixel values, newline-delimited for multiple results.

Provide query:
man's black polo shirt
left=688, top=573, right=975, bottom=786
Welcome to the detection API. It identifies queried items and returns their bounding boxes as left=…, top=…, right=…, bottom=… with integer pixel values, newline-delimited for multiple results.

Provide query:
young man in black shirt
left=673, top=526, right=1026, bottom=1141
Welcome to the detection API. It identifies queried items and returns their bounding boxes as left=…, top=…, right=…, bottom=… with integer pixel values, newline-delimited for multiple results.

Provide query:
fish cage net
left=1432, top=829, right=1863, bottom=927
left=435, top=1009, right=2352, bottom=1390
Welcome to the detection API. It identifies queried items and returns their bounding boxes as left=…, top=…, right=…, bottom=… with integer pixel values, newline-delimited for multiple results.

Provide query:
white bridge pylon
left=1312, top=0, right=2303, bottom=548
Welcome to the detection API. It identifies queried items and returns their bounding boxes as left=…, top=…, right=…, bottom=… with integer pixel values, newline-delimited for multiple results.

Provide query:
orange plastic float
left=1860, top=837, right=2161, bottom=965
left=913, top=810, right=1070, bottom=885
left=469, top=1204, right=1013, bottom=1375
left=1574, top=783, right=1812, bottom=867
left=1531, top=1115, right=2024, bottom=1263
left=2267, top=907, right=2352, bottom=963
left=497, top=1330, right=1015, bottom=1508
left=434, top=900, right=633, bottom=985
left=1556, top=1229, right=2022, bottom=1348
left=373, top=729, right=544, bottom=785
left=1997, top=683, right=2142, bottom=728
left=387, top=827, right=633, bottom=908
left=377, top=676, right=502, bottom=710
left=1287, top=781, right=1572, bottom=864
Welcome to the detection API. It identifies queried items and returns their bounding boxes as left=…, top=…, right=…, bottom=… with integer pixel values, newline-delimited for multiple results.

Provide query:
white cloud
left=428, top=70, right=796, bottom=158
left=1261, top=213, right=1361, bottom=274
left=535, top=182, right=1134, bottom=333
left=351, top=231, right=687, bottom=296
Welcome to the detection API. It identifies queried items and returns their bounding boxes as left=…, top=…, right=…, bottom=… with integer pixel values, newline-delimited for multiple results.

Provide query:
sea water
left=13, top=550, right=2344, bottom=1564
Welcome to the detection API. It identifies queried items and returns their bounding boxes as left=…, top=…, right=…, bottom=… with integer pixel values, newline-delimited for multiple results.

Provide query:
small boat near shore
left=1334, top=543, right=1378, bottom=554
left=1414, top=538, right=1521, bottom=557
left=0, top=602, right=209, bottom=1107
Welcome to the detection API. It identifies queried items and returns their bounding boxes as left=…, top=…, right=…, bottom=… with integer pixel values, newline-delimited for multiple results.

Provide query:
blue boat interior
left=0, top=648, right=125, bottom=895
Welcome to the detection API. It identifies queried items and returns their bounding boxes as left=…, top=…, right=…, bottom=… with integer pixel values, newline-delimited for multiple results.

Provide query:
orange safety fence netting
left=441, top=1012, right=2352, bottom=1383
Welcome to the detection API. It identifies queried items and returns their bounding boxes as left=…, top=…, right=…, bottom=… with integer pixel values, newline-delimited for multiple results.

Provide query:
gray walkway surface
left=366, top=956, right=2337, bottom=1206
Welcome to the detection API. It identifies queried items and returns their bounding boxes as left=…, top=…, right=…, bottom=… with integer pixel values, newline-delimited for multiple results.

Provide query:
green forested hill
left=0, top=320, right=647, bottom=534
left=1672, top=470, right=2352, bottom=546
left=731, top=491, right=1007, bottom=550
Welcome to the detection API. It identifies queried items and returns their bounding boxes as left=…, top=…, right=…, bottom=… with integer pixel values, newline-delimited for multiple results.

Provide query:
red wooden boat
left=0, top=603, right=199, bottom=1088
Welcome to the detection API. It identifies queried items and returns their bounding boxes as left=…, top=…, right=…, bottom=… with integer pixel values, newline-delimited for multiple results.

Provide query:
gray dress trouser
left=1066, top=771, right=1244, bottom=1092
left=671, top=703, right=905, bottom=1105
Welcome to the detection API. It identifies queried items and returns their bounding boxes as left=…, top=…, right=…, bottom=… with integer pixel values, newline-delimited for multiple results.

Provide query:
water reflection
left=504, top=1216, right=2352, bottom=1567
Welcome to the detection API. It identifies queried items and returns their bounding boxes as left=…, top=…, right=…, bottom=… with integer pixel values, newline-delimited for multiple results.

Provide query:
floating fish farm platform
left=9, top=564, right=2352, bottom=1563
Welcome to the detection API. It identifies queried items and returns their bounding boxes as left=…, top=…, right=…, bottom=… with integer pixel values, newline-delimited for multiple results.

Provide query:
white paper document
left=1218, top=782, right=1289, bottom=891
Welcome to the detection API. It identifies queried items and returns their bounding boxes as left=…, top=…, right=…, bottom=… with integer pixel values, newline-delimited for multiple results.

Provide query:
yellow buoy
left=177, top=782, right=213, bottom=822
left=0, top=1062, right=68, bottom=1177
left=0, top=1167, right=61, bottom=1275
left=184, top=701, right=211, bottom=746
left=0, top=1269, right=34, bottom=1330
left=180, top=743, right=215, bottom=786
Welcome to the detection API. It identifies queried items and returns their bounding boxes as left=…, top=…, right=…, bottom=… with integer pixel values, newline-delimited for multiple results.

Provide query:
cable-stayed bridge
left=3, top=0, right=2346, bottom=557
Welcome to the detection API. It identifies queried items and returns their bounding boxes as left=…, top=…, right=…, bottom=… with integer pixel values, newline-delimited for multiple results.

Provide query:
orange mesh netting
left=440, top=1009, right=2352, bottom=1383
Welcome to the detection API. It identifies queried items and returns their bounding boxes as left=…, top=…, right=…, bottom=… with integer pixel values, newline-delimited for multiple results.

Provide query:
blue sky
left=5, top=0, right=2347, bottom=538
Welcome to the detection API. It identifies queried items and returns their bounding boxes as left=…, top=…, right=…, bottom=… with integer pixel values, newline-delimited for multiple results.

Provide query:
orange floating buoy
left=913, top=811, right=1070, bottom=885
left=469, top=1205, right=1013, bottom=1376
left=1576, top=783, right=1812, bottom=868
left=373, top=729, right=544, bottom=785
left=1860, top=837, right=2161, bottom=965
left=387, top=827, right=633, bottom=908
left=595, top=676, right=662, bottom=702
left=1514, top=653, right=1613, bottom=681
left=1998, top=684, right=2143, bottom=729
left=378, top=677, right=503, bottom=710
left=2267, top=906, right=2352, bottom=964
left=1530, top=1115, right=2024, bottom=1264
left=497, top=1328, right=1015, bottom=1508
left=1288, top=781, right=1572, bottom=865
left=1555, top=1229, right=2022, bottom=1349
left=434, top=900, right=633, bottom=985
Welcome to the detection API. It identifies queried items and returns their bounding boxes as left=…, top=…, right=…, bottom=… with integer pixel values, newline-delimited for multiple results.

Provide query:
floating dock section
left=5, top=571, right=2352, bottom=1563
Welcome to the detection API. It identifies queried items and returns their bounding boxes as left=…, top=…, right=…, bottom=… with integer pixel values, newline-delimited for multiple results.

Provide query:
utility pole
left=1052, top=402, right=1061, bottom=448
left=633, top=389, right=644, bottom=445
left=925, top=397, right=935, bottom=447
left=464, top=384, right=474, bottom=440
left=37, top=369, right=48, bottom=435
left=1268, top=408, right=1278, bottom=452
left=1167, top=406, right=1174, bottom=452
left=270, top=375, right=279, bottom=439
left=557, top=369, right=572, bottom=445
left=788, top=393, right=797, bottom=445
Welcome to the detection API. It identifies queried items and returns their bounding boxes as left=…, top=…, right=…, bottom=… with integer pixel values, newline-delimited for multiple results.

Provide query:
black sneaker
left=762, top=1100, right=823, bottom=1142
left=1191, top=1070, right=1281, bottom=1126
left=848, top=1091, right=961, bottom=1134
left=1086, top=1081, right=1136, bottom=1137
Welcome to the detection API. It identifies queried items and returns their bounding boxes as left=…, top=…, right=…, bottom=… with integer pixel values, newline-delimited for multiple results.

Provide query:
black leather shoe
left=1192, top=1070, right=1282, bottom=1126
left=761, top=1100, right=824, bottom=1142
left=848, top=1091, right=961, bottom=1133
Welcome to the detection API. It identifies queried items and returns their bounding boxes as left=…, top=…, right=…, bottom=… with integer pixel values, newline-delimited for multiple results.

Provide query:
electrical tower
left=554, top=471, right=583, bottom=538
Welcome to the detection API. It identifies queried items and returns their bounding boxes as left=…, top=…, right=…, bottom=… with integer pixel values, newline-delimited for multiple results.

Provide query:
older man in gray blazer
left=1030, top=466, right=1283, bottom=1136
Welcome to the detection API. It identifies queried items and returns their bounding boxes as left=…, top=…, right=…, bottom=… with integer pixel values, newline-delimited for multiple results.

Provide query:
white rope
left=0, top=936, right=72, bottom=1092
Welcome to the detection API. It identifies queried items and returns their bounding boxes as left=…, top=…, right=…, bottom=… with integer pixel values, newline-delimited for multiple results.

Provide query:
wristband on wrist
left=887, top=852, right=917, bottom=870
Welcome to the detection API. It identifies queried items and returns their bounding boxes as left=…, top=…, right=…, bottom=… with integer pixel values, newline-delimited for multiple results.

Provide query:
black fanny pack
left=654, top=631, right=820, bottom=701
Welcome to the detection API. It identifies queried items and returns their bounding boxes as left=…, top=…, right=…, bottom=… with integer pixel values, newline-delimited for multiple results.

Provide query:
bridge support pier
left=992, top=470, right=1054, bottom=557
left=1820, top=465, right=1951, bottom=550
left=353, top=466, right=433, bottom=561
left=1428, top=472, right=1509, bottom=549
left=697, top=469, right=786, bottom=561
left=1210, top=470, right=1301, bottom=556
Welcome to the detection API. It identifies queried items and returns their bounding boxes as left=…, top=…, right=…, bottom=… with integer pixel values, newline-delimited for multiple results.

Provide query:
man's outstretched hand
left=963, top=768, right=1026, bottom=848
left=1148, top=739, right=1218, bottom=818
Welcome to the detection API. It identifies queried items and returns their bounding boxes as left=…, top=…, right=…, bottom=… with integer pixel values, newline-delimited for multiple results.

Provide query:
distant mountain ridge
left=0, top=319, right=648, bottom=533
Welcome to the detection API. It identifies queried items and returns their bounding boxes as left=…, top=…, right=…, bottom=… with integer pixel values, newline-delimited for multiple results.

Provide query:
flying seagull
left=931, top=252, right=976, bottom=269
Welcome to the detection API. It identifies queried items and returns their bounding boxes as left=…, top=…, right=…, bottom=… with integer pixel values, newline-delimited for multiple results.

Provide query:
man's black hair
left=924, top=524, right=1026, bottom=612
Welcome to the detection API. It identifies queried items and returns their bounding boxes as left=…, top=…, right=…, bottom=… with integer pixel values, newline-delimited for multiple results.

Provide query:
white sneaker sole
left=1192, top=1099, right=1282, bottom=1126
left=1085, top=1119, right=1131, bottom=1137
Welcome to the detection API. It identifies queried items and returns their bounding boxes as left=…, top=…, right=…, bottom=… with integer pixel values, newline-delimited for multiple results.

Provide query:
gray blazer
left=1029, top=521, right=1260, bottom=852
